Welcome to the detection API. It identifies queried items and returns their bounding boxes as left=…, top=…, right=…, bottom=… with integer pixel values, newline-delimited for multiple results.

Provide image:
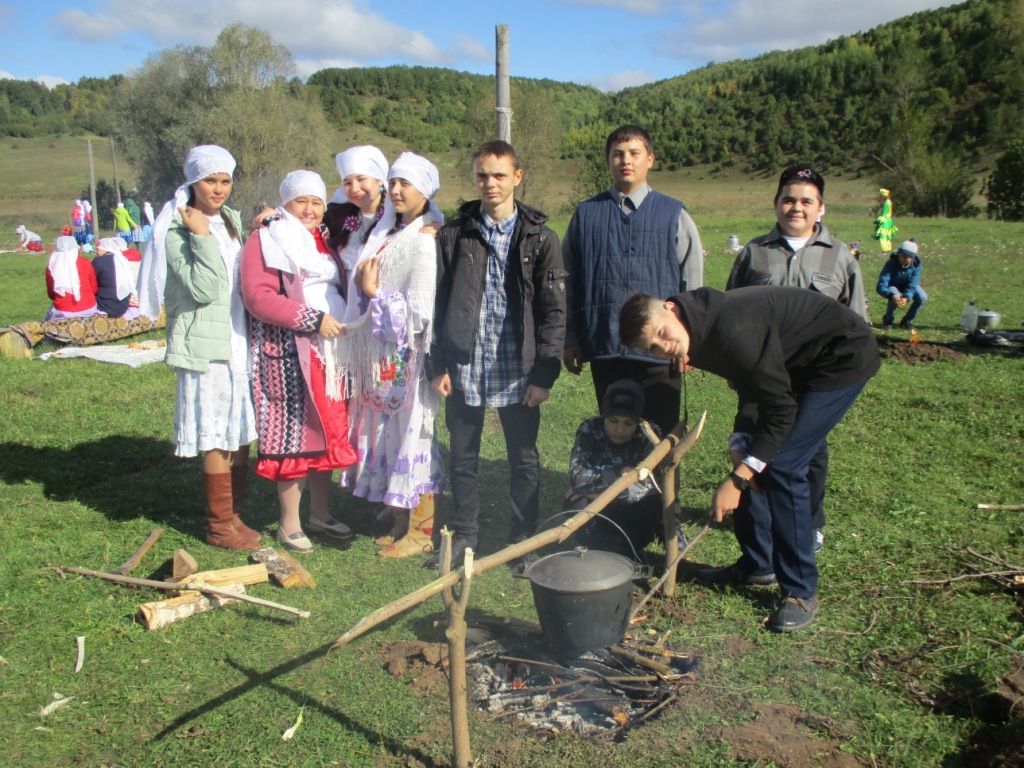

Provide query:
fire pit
left=463, top=621, right=699, bottom=740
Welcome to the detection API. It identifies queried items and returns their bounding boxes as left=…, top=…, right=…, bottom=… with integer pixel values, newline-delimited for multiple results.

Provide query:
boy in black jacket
left=425, top=140, right=566, bottom=570
left=619, top=287, right=880, bottom=631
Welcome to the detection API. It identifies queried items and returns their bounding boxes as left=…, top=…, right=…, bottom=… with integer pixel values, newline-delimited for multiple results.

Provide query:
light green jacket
left=163, top=206, right=245, bottom=373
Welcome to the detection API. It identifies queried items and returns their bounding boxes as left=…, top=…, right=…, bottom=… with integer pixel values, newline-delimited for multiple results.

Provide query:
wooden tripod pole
left=440, top=532, right=474, bottom=768
left=332, top=412, right=706, bottom=649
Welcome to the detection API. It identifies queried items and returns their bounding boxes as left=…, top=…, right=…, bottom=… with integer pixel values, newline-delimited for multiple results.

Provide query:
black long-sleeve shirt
left=671, top=286, right=880, bottom=465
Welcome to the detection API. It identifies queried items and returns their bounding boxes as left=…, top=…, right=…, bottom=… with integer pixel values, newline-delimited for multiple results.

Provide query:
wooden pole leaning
left=332, top=412, right=706, bottom=650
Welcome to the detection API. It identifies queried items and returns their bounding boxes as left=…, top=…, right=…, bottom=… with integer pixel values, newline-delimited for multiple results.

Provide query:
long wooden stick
left=447, top=548, right=474, bottom=768
left=111, top=528, right=163, bottom=576
left=49, top=564, right=310, bottom=618
left=332, top=412, right=706, bottom=649
left=630, top=522, right=711, bottom=621
left=975, top=504, right=1024, bottom=511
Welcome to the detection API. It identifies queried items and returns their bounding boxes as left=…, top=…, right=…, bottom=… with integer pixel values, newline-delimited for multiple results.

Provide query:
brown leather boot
left=379, top=494, right=435, bottom=558
left=204, top=472, right=259, bottom=551
left=230, top=464, right=262, bottom=547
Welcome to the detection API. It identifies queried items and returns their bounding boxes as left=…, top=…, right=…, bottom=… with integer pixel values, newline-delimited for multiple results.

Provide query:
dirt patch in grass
left=382, top=640, right=449, bottom=693
left=706, top=701, right=871, bottom=767
left=878, top=338, right=967, bottom=363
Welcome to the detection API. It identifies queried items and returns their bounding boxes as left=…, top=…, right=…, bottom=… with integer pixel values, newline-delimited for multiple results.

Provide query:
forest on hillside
left=3, top=0, right=1022, bottom=216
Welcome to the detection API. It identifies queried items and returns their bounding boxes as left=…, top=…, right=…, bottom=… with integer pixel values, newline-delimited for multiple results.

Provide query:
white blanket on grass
left=36, top=340, right=166, bottom=367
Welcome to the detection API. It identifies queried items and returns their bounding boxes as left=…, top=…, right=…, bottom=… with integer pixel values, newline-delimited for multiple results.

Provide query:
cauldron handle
left=534, top=510, right=644, bottom=568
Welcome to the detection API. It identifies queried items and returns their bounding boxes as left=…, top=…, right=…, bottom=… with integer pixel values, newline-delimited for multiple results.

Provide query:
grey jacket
left=725, top=222, right=868, bottom=321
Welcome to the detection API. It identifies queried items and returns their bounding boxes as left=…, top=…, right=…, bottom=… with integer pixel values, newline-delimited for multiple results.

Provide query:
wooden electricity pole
left=87, top=140, right=99, bottom=242
left=111, top=139, right=122, bottom=205
left=495, top=25, right=511, bottom=142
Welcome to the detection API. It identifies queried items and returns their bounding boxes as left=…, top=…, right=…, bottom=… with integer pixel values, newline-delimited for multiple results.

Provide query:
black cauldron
left=518, top=547, right=652, bottom=654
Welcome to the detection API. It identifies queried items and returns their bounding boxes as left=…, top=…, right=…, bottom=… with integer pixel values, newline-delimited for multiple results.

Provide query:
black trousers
left=590, top=358, right=682, bottom=437
left=444, top=388, right=541, bottom=547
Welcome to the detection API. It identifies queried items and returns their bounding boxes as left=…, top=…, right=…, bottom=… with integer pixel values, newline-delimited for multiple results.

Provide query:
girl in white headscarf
left=92, top=237, right=140, bottom=319
left=45, top=235, right=99, bottom=320
left=327, top=152, right=446, bottom=559
left=152, top=144, right=261, bottom=552
left=241, top=170, right=358, bottom=553
left=326, top=145, right=390, bottom=280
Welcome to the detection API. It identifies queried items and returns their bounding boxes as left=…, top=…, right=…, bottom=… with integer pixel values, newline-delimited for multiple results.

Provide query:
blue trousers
left=882, top=287, right=927, bottom=326
left=733, top=382, right=867, bottom=599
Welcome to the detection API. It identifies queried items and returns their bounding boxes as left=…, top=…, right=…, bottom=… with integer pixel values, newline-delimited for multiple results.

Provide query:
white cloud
left=453, top=34, right=490, bottom=64
left=563, top=0, right=667, bottom=16
left=0, top=71, right=67, bottom=88
left=35, top=75, right=69, bottom=88
left=55, top=0, right=450, bottom=66
left=590, top=68, right=658, bottom=92
left=663, top=0, right=953, bottom=65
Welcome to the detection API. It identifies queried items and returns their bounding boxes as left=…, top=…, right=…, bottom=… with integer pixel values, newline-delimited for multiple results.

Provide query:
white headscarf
left=136, top=145, right=237, bottom=320
left=97, top=236, right=134, bottom=300
left=47, top=235, right=83, bottom=301
left=259, top=170, right=328, bottom=276
left=142, top=201, right=154, bottom=224
left=331, top=145, right=388, bottom=204
left=359, top=152, right=442, bottom=267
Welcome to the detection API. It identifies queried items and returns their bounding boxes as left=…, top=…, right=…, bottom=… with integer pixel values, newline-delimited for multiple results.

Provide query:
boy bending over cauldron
left=563, top=379, right=664, bottom=560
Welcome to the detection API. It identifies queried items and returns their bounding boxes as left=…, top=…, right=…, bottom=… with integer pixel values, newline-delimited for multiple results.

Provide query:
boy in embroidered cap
left=562, top=378, right=664, bottom=559
left=876, top=239, right=926, bottom=330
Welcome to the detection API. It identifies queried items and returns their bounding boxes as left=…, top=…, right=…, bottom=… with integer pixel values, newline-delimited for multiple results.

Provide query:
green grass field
left=1, top=136, right=1023, bottom=767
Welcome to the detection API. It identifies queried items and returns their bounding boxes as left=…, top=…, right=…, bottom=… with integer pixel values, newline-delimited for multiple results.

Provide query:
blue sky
left=1, top=0, right=954, bottom=92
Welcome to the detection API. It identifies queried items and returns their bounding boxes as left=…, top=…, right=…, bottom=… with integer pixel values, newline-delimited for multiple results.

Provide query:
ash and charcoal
left=464, top=624, right=699, bottom=740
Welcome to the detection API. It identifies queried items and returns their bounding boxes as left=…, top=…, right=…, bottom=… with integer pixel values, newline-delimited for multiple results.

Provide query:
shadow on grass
left=150, top=641, right=439, bottom=767
left=0, top=435, right=257, bottom=541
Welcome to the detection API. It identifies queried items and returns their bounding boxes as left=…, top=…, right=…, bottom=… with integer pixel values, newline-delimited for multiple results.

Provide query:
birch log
left=138, top=584, right=246, bottom=630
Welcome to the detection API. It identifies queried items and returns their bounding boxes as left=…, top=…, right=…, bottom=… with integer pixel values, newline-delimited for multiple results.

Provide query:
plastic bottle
left=960, top=300, right=978, bottom=332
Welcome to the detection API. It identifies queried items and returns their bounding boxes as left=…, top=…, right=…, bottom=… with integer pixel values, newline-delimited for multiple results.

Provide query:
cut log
left=164, top=563, right=268, bottom=594
left=138, top=583, right=246, bottom=630
left=251, top=547, right=316, bottom=589
left=172, top=549, right=199, bottom=579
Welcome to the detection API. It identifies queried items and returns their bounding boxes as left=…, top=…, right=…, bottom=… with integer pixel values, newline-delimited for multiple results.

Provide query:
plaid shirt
left=454, top=208, right=525, bottom=407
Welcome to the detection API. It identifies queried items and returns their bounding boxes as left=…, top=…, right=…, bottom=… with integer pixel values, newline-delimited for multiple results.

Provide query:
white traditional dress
left=330, top=215, right=444, bottom=508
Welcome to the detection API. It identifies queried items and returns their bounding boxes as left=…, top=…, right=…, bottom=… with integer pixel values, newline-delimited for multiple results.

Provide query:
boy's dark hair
left=472, top=139, right=521, bottom=170
left=618, top=292, right=661, bottom=347
left=605, top=125, right=654, bottom=159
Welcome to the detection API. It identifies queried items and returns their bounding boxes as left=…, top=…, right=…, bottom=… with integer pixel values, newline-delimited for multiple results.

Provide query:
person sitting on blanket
left=16, top=224, right=44, bottom=252
left=45, top=235, right=99, bottom=320
left=93, top=237, right=141, bottom=320
left=562, top=378, right=663, bottom=560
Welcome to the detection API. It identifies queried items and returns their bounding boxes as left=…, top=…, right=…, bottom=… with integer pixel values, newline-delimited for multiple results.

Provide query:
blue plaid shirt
left=454, top=208, right=525, bottom=407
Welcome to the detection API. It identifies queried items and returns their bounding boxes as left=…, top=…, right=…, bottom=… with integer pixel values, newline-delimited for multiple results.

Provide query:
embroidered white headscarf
left=47, top=235, right=83, bottom=301
left=259, top=170, right=328, bottom=277
left=136, top=144, right=237, bottom=320
left=331, top=145, right=388, bottom=204
left=96, top=236, right=134, bottom=300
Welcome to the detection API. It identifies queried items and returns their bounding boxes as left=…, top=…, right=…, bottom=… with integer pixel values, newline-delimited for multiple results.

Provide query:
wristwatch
left=728, top=471, right=750, bottom=491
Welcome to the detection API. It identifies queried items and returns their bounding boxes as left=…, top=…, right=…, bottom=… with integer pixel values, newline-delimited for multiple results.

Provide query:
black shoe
left=768, top=595, right=819, bottom=632
left=813, top=528, right=824, bottom=554
left=424, top=538, right=472, bottom=571
left=880, top=323, right=893, bottom=331
left=695, top=562, right=777, bottom=586
left=508, top=551, right=539, bottom=578
left=900, top=322, right=915, bottom=330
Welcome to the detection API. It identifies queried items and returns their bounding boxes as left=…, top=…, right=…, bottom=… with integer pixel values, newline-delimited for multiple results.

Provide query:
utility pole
left=495, top=25, right=511, bottom=142
left=87, top=140, right=99, bottom=242
left=111, top=139, right=122, bottom=205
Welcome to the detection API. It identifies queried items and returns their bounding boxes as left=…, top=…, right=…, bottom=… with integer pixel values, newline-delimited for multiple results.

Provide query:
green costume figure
left=873, top=188, right=898, bottom=252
